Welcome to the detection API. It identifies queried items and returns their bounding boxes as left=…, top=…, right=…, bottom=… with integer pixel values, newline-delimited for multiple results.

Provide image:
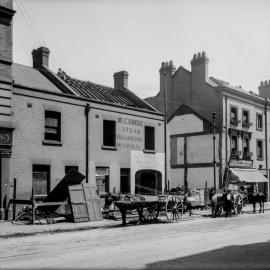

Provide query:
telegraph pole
left=213, top=112, right=217, bottom=192
left=163, top=72, right=168, bottom=192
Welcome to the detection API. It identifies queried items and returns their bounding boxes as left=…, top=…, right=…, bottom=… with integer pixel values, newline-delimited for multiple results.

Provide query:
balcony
left=242, top=121, right=252, bottom=129
left=230, top=150, right=241, bottom=159
left=230, top=118, right=240, bottom=126
left=242, top=151, right=253, bottom=160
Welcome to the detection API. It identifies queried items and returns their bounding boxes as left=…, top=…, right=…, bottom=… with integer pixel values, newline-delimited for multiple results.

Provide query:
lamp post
left=163, top=72, right=168, bottom=192
left=213, top=112, right=217, bottom=192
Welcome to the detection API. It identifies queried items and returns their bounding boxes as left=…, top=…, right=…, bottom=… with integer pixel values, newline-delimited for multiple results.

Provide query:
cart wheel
left=234, top=196, right=243, bottom=215
left=166, top=196, right=183, bottom=222
left=142, top=205, right=159, bottom=222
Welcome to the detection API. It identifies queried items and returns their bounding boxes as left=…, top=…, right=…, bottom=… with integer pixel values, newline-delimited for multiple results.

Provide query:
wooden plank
left=82, top=183, right=102, bottom=221
left=68, top=185, right=89, bottom=223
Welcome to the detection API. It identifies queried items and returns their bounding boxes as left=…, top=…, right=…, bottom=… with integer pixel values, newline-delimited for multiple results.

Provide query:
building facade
left=0, top=2, right=164, bottom=219
left=168, top=104, right=219, bottom=190
left=145, top=52, right=270, bottom=196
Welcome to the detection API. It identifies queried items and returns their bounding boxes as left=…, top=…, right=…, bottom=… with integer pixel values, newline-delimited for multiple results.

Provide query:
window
left=44, top=111, right=61, bottom=141
left=32, top=165, right=50, bottom=199
left=256, top=113, right=263, bottom=130
left=65, top=166, right=79, bottom=175
left=230, top=106, right=238, bottom=125
left=144, top=126, right=155, bottom=151
left=242, top=136, right=251, bottom=159
left=96, top=167, right=109, bottom=194
left=257, top=139, right=263, bottom=160
left=103, top=120, right=116, bottom=148
left=242, top=109, right=250, bottom=128
left=231, top=136, right=238, bottom=152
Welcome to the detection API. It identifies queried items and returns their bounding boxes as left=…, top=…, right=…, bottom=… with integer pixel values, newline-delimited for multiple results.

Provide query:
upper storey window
left=256, top=113, right=263, bottom=130
left=44, top=111, right=61, bottom=142
left=230, top=106, right=239, bottom=126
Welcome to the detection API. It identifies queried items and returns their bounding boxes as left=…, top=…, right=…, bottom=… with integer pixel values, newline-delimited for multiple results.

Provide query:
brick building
left=145, top=52, right=269, bottom=196
left=0, top=2, right=164, bottom=219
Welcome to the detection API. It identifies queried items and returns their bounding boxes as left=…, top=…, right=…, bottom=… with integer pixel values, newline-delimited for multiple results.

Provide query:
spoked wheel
left=234, top=196, right=243, bottom=215
left=165, top=196, right=184, bottom=222
left=142, top=205, right=159, bottom=222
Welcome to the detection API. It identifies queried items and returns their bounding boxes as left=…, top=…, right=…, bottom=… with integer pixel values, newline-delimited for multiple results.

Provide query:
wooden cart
left=114, top=194, right=184, bottom=225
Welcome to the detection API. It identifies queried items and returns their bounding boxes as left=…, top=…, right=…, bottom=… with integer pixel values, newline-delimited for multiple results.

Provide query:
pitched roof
left=168, top=104, right=213, bottom=133
left=13, top=63, right=62, bottom=93
left=57, top=70, right=156, bottom=111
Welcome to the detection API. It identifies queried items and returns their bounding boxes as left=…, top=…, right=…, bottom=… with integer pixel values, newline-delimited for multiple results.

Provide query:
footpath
left=1, top=202, right=269, bottom=239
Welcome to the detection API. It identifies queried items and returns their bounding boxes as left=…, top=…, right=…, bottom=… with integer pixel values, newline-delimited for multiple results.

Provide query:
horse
left=211, top=191, right=235, bottom=218
left=247, top=186, right=266, bottom=213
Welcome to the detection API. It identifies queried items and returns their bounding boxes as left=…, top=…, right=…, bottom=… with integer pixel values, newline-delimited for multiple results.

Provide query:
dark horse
left=247, top=185, right=266, bottom=213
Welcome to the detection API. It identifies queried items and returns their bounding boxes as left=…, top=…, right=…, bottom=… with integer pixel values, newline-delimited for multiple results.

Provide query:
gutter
left=265, top=98, right=269, bottom=200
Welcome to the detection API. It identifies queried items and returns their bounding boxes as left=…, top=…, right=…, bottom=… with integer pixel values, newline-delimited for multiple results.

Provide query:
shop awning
left=230, top=168, right=269, bottom=183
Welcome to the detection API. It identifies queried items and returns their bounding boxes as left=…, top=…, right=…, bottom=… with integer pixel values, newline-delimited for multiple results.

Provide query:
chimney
left=32, top=47, right=50, bottom=69
left=191, top=51, right=209, bottom=82
left=159, top=60, right=176, bottom=114
left=258, top=80, right=270, bottom=98
left=113, top=71, right=129, bottom=89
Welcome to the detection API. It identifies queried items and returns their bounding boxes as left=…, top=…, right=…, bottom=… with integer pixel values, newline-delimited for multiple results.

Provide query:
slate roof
left=13, top=63, right=62, bottom=93
left=57, top=70, right=156, bottom=111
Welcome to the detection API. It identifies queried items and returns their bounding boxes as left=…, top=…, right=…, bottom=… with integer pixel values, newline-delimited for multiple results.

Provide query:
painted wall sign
left=0, top=133, right=12, bottom=146
left=116, top=117, right=144, bottom=150
left=229, top=159, right=253, bottom=168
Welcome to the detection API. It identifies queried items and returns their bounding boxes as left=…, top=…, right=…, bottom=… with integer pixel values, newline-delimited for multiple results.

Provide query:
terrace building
left=145, top=52, right=270, bottom=196
left=0, top=1, right=164, bottom=219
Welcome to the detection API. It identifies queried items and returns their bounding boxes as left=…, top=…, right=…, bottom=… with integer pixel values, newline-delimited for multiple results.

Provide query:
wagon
left=211, top=191, right=244, bottom=217
left=114, top=194, right=184, bottom=225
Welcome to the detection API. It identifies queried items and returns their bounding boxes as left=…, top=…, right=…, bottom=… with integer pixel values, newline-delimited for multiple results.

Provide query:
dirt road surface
left=1, top=211, right=270, bottom=269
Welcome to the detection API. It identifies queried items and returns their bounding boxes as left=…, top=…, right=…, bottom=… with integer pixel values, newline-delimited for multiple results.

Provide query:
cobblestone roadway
left=1, top=211, right=270, bottom=269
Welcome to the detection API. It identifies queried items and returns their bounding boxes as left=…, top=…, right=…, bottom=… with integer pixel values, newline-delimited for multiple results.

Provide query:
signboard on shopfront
left=229, top=159, right=253, bottom=168
left=0, top=132, right=12, bottom=146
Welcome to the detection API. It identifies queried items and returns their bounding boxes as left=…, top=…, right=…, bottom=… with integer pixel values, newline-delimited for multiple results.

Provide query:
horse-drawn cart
left=114, top=194, right=184, bottom=225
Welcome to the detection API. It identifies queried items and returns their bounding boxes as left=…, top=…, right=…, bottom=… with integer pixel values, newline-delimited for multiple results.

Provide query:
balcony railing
left=242, top=121, right=252, bottom=128
left=230, top=118, right=240, bottom=126
left=230, top=150, right=241, bottom=158
left=242, top=151, right=253, bottom=160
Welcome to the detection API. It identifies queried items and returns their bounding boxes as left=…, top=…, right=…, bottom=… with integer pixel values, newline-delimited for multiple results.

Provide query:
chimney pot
left=113, top=70, right=129, bottom=89
left=32, top=46, right=50, bottom=69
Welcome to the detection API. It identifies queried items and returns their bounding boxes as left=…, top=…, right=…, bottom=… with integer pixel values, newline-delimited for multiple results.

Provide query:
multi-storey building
left=0, top=2, right=164, bottom=219
left=145, top=52, right=269, bottom=196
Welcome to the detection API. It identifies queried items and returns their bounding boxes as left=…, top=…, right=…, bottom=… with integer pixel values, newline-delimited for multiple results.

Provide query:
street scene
left=1, top=206, right=270, bottom=269
left=1, top=0, right=270, bottom=269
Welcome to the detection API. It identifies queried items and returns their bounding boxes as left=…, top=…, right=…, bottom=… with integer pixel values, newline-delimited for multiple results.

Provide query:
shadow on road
left=145, top=240, right=270, bottom=270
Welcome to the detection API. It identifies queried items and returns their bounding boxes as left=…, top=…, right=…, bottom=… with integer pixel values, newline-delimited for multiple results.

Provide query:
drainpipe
left=84, top=103, right=90, bottom=183
left=225, top=97, right=228, bottom=166
left=264, top=98, right=269, bottom=200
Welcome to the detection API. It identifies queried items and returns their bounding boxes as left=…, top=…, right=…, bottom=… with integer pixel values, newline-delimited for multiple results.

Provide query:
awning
left=230, top=168, right=269, bottom=183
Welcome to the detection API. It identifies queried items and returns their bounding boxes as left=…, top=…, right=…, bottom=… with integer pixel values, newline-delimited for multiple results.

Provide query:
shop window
left=144, top=126, right=155, bottom=151
left=32, top=165, right=50, bottom=199
left=96, top=167, right=109, bottom=194
left=230, top=106, right=238, bottom=126
left=256, top=113, right=263, bottom=130
left=257, top=139, right=263, bottom=160
left=65, top=166, right=79, bottom=175
left=103, top=120, right=116, bottom=148
left=120, top=168, right=130, bottom=194
left=44, top=111, right=61, bottom=141
left=242, top=109, right=250, bottom=128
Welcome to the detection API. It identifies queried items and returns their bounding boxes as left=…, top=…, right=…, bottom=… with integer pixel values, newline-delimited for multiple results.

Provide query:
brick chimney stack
left=191, top=51, right=209, bottom=82
left=113, top=71, right=129, bottom=89
left=32, top=47, right=50, bottom=69
left=258, top=80, right=270, bottom=98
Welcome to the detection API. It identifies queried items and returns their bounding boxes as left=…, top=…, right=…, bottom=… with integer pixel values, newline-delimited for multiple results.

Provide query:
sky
left=13, top=0, right=270, bottom=99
